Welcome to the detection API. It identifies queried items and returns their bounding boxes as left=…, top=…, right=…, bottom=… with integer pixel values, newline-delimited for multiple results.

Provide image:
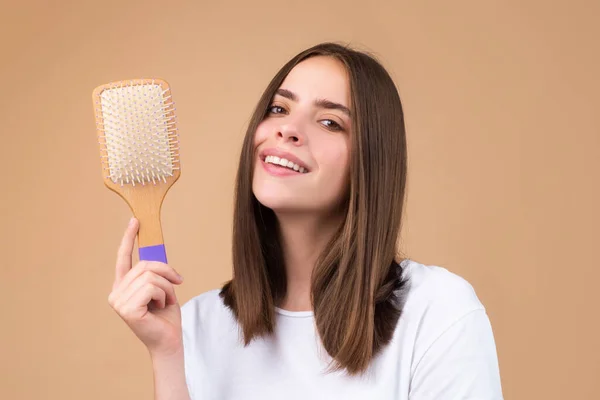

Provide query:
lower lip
left=261, top=159, right=306, bottom=177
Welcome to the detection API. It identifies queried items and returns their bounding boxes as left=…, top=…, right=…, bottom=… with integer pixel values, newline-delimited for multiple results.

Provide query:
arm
left=107, top=218, right=191, bottom=399
left=409, top=309, right=504, bottom=399
left=151, top=347, right=191, bottom=400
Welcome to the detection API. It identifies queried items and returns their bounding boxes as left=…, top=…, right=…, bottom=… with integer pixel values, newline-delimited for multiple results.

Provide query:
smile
left=264, top=155, right=307, bottom=173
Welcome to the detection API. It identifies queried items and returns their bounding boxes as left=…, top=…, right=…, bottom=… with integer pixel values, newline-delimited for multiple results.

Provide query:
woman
left=108, top=42, right=503, bottom=399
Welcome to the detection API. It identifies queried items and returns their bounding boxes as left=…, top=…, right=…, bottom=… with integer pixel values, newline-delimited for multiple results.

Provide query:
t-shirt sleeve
left=181, top=300, right=199, bottom=399
left=409, top=308, right=503, bottom=399
left=180, top=292, right=216, bottom=400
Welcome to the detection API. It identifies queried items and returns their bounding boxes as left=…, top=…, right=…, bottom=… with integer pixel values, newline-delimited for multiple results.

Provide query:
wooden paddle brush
left=92, top=78, right=181, bottom=263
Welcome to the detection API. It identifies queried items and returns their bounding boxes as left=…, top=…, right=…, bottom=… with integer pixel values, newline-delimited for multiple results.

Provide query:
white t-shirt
left=181, top=259, right=503, bottom=399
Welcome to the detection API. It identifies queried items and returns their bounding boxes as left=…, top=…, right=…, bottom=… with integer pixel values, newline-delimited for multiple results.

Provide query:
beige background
left=1, top=0, right=598, bottom=399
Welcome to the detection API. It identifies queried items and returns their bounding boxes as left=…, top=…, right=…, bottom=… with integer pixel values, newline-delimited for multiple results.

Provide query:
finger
left=120, top=284, right=167, bottom=321
left=114, top=217, right=139, bottom=288
left=115, top=261, right=183, bottom=294
left=119, top=270, right=178, bottom=309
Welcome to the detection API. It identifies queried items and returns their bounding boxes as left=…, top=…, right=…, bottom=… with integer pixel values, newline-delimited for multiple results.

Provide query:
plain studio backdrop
left=1, top=0, right=598, bottom=399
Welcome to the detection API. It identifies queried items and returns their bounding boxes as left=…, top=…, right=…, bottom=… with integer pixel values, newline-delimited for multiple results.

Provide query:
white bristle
left=96, top=81, right=179, bottom=186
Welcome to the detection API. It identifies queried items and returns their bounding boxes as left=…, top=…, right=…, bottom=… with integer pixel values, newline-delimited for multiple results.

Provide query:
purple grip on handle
left=139, top=244, right=168, bottom=263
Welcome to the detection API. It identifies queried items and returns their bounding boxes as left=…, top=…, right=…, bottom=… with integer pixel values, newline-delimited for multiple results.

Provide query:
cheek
left=314, top=141, right=351, bottom=208
left=253, top=121, right=271, bottom=147
left=315, top=137, right=351, bottom=176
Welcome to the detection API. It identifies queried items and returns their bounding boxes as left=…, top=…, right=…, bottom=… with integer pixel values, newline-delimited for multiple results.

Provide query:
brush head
left=93, top=78, right=180, bottom=187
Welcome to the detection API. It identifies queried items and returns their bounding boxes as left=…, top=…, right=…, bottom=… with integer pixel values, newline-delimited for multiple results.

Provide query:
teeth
left=264, top=155, right=307, bottom=173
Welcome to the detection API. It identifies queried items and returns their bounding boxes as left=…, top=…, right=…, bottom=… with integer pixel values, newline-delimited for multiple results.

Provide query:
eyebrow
left=275, top=88, right=352, bottom=117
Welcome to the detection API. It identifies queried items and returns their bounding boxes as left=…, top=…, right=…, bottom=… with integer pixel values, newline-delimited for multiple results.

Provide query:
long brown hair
left=220, top=42, right=409, bottom=375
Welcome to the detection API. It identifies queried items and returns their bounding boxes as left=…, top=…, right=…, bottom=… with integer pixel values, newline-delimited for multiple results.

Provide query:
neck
left=275, top=211, right=342, bottom=312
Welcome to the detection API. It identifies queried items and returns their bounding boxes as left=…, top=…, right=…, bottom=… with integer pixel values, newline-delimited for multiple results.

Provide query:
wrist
left=148, top=343, right=189, bottom=400
left=149, top=341, right=184, bottom=363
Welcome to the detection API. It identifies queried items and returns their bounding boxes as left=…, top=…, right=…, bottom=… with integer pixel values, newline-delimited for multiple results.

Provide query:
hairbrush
left=92, top=78, right=181, bottom=263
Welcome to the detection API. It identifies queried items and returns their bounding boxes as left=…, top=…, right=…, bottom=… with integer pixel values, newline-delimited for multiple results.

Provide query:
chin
left=253, top=189, right=303, bottom=213
left=253, top=191, right=341, bottom=218
left=252, top=172, right=301, bottom=211
left=251, top=175, right=343, bottom=216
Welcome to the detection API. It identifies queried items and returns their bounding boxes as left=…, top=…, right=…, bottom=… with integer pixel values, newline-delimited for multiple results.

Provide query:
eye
left=268, top=105, right=287, bottom=115
left=320, top=119, right=343, bottom=132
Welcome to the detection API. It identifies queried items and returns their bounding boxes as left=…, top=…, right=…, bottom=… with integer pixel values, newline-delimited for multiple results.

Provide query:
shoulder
left=397, top=260, right=503, bottom=397
left=398, top=259, right=488, bottom=341
left=180, top=288, right=237, bottom=337
left=401, top=258, right=483, bottom=302
left=181, top=288, right=226, bottom=314
left=400, top=258, right=485, bottom=312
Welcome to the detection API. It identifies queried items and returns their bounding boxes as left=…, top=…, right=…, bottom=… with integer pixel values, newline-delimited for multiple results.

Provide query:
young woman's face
left=252, top=56, right=352, bottom=216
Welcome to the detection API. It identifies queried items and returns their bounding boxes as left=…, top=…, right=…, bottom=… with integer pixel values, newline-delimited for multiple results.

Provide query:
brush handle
left=139, top=244, right=168, bottom=263
left=109, top=182, right=172, bottom=264
left=135, top=210, right=168, bottom=263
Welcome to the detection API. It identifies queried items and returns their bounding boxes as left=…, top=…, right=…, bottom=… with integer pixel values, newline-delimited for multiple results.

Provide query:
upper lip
left=259, top=147, right=310, bottom=172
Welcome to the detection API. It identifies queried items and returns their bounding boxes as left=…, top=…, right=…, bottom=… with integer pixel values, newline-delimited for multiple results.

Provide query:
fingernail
left=177, top=273, right=184, bottom=281
left=129, top=217, right=136, bottom=226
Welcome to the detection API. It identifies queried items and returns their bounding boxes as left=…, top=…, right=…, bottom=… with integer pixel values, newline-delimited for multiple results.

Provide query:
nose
left=277, top=123, right=305, bottom=145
